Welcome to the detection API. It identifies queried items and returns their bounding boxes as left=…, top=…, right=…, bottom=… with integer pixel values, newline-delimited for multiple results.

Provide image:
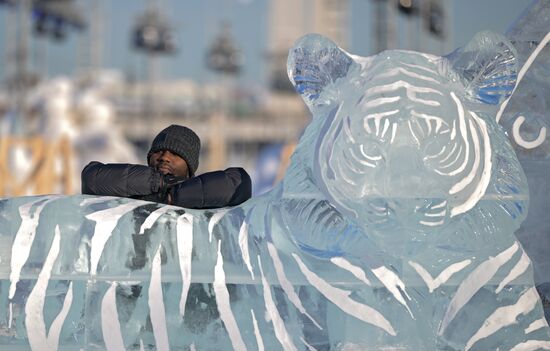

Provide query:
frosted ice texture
left=0, top=32, right=549, bottom=350
left=497, top=1, right=550, bottom=304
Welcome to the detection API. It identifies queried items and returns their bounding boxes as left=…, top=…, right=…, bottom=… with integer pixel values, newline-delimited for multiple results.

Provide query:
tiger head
left=287, top=32, right=528, bottom=247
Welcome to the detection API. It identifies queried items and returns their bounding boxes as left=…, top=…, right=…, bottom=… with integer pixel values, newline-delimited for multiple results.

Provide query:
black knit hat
left=147, top=125, right=201, bottom=176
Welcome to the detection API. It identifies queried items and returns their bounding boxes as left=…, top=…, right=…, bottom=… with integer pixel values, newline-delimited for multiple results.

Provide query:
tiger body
left=0, top=32, right=549, bottom=350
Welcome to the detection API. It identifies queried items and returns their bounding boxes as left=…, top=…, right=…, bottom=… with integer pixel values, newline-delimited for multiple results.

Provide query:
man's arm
left=81, top=161, right=163, bottom=197
left=170, top=167, right=252, bottom=209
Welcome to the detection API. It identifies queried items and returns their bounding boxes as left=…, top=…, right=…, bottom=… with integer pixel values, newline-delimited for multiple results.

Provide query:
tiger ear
left=446, top=31, right=518, bottom=105
left=287, top=33, right=356, bottom=110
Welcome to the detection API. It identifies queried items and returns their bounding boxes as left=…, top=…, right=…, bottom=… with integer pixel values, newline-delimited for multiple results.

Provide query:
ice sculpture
left=1, top=32, right=550, bottom=350
left=497, top=0, right=550, bottom=317
left=2, top=77, right=140, bottom=194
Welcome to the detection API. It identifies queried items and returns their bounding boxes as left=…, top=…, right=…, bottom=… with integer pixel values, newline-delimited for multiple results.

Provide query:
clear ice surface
left=498, top=1, right=550, bottom=310
left=1, top=29, right=550, bottom=350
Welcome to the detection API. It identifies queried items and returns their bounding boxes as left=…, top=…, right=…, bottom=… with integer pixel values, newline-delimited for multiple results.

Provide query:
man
left=81, top=124, right=251, bottom=209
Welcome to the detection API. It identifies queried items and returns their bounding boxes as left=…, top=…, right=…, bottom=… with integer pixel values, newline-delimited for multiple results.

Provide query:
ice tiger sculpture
left=498, top=1, right=550, bottom=304
left=0, top=32, right=549, bottom=350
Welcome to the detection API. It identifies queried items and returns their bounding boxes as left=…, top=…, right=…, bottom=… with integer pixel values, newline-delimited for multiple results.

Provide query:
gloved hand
left=159, top=174, right=188, bottom=194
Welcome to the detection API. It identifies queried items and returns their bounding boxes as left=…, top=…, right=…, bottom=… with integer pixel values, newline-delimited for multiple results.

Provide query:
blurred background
left=0, top=0, right=533, bottom=197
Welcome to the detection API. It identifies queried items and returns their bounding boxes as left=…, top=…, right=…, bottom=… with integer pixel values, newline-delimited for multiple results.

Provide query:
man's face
left=149, top=150, right=190, bottom=178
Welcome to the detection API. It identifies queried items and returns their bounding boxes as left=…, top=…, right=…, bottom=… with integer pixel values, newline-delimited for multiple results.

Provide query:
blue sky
left=0, top=0, right=535, bottom=88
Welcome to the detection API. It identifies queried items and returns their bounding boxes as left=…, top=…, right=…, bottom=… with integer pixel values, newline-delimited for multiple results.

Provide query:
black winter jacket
left=81, top=161, right=252, bottom=209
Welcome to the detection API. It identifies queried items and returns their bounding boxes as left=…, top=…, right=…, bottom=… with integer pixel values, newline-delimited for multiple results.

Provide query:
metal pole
left=14, top=0, right=32, bottom=135
left=90, top=0, right=104, bottom=71
left=386, top=0, right=396, bottom=49
left=4, top=5, right=16, bottom=94
left=373, top=0, right=388, bottom=53
left=146, top=0, right=159, bottom=120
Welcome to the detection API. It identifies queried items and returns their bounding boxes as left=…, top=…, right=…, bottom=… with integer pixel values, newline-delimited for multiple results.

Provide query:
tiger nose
left=386, top=147, right=426, bottom=194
